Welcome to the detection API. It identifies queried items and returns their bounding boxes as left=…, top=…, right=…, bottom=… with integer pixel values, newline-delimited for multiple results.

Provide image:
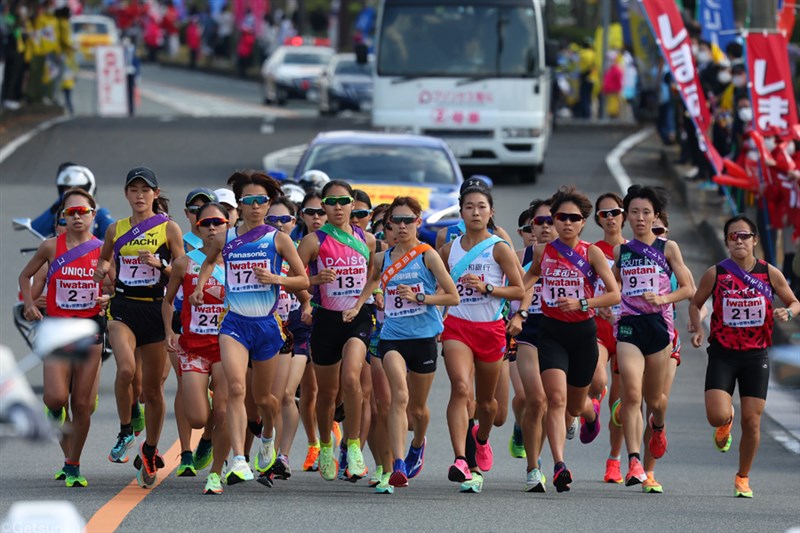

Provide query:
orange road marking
left=86, top=432, right=201, bottom=533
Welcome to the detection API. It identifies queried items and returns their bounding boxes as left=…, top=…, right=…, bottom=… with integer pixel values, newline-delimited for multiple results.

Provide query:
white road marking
left=0, top=115, right=73, bottom=165
left=605, top=127, right=655, bottom=194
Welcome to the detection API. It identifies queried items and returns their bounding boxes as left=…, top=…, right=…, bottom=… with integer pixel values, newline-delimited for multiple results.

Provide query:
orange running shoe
left=714, top=406, right=734, bottom=453
left=648, top=413, right=668, bottom=459
left=642, top=471, right=663, bottom=493
left=603, top=458, right=623, bottom=484
left=734, top=474, right=753, bottom=498
left=625, top=457, right=647, bottom=486
left=303, top=443, right=320, bottom=472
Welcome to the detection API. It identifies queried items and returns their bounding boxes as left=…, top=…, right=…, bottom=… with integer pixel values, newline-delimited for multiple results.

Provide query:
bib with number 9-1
left=722, top=297, right=766, bottom=327
left=621, top=265, right=658, bottom=297
left=189, top=304, right=224, bottom=334
left=55, top=279, right=99, bottom=310
left=119, top=255, right=159, bottom=286
left=385, top=282, right=425, bottom=318
left=542, top=276, right=584, bottom=306
left=227, top=259, right=271, bottom=292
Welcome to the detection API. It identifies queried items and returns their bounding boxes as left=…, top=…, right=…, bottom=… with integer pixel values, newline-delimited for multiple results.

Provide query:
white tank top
left=447, top=235, right=506, bottom=322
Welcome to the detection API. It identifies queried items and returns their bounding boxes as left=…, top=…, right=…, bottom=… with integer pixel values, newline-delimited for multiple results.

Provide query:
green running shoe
left=346, top=441, right=368, bottom=479
left=177, top=451, right=197, bottom=477
left=318, top=444, right=337, bottom=481
left=204, top=472, right=223, bottom=495
left=375, top=472, right=394, bottom=494
left=368, top=465, right=384, bottom=487
left=509, top=423, right=526, bottom=459
left=45, top=406, right=66, bottom=426
left=460, top=471, right=484, bottom=493
left=64, top=465, right=88, bottom=488
left=131, top=403, right=145, bottom=436
left=255, top=438, right=276, bottom=473
left=55, top=466, right=67, bottom=481
left=193, top=438, right=214, bottom=471
left=225, top=458, right=254, bottom=485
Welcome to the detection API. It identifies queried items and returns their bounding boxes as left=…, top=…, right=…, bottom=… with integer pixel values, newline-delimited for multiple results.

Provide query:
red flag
left=778, top=2, right=796, bottom=42
left=746, top=33, right=799, bottom=138
left=641, top=0, right=725, bottom=174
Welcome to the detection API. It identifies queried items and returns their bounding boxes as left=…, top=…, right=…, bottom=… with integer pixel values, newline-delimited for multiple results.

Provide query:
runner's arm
left=274, top=232, right=310, bottom=292
left=423, top=248, right=459, bottom=306
left=343, top=251, right=383, bottom=320
left=189, top=238, right=223, bottom=306
left=162, top=256, right=187, bottom=352
left=18, top=239, right=55, bottom=320
left=689, top=266, right=716, bottom=346
left=767, top=264, right=800, bottom=322
left=93, top=222, right=117, bottom=283
left=485, top=242, right=525, bottom=301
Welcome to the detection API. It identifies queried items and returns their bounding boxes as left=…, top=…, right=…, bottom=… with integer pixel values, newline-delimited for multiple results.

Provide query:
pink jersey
left=540, top=240, right=596, bottom=323
left=312, top=226, right=369, bottom=312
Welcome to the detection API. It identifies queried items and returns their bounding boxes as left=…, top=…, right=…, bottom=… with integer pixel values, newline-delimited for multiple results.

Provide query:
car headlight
left=425, top=205, right=461, bottom=225
left=501, top=127, right=543, bottom=139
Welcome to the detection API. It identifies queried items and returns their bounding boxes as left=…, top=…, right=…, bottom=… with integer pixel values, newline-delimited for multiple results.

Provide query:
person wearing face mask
left=696, top=40, right=716, bottom=94
left=711, top=61, right=735, bottom=168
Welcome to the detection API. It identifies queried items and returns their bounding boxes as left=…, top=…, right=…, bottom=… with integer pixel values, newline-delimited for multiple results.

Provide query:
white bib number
left=456, top=276, right=488, bottom=305
left=543, top=276, right=584, bottom=307
left=328, top=266, right=366, bottom=298
left=276, top=289, right=292, bottom=320
left=385, top=283, right=425, bottom=318
left=528, top=284, right=542, bottom=314
left=119, top=256, right=159, bottom=286
left=228, top=259, right=270, bottom=292
left=621, top=265, right=658, bottom=297
left=722, top=297, right=766, bottom=327
left=190, top=304, right=224, bottom=334
left=55, top=279, right=98, bottom=310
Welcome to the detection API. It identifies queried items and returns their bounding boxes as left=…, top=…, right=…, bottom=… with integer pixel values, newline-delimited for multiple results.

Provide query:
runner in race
left=162, top=201, right=230, bottom=494
left=591, top=192, right=626, bottom=485
left=297, top=180, right=377, bottom=482
left=189, top=170, right=309, bottom=486
left=689, top=215, right=799, bottom=498
left=93, top=167, right=184, bottom=488
left=613, top=185, right=693, bottom=490
left=19, top=188, right=107, bottom=487
left=522, top=186, right=620, bottom=492
left=507, top=199, right=555, bottom=491
left=439, top=179, right=525, bottom=493
left=345, top=196, right=459, bottom=493
left=214, top=188, right=239, bottom=227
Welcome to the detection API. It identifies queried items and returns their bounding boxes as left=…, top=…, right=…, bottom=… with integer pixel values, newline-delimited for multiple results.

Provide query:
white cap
left=214, top=188, right=237, bottom=208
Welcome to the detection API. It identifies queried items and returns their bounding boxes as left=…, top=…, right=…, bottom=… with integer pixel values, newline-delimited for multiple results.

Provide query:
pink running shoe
left=471, top=424, right=493, bottom=472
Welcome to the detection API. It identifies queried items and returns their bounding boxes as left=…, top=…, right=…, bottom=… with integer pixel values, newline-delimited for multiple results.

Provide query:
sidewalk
left=0, top=103, right=64, bottom=150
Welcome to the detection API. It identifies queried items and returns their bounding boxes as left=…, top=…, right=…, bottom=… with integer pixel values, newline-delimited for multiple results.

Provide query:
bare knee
left=476, top=398, right=497, bottom=417
left=450, top=380, right=471, bottom=401
left=547, top=390, right=566, bottom=410
left=228, top=381, right=246, bottom=403
left=526, top=393, right=547, bottom=417
left=116, top=365, right=135, bottom=385
left=741, top=412, right=761, bottom=436
left=341, top=371, right=361, bottom=394
left=70, top=396, right=93, bottom=418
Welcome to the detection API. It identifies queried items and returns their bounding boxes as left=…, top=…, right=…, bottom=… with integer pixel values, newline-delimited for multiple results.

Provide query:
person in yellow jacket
left=56, top=6, right=75, bottom=114
left=25, top=0, right=60, bottom=104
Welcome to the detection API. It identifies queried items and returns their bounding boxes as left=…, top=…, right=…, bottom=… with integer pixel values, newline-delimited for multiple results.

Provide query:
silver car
left=317, top=53, right=374, bottom=115
left=261, top=45, right=333, bottom=106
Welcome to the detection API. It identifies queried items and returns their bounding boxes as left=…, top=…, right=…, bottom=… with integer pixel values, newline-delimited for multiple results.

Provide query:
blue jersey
left=222, top=227, right=282, bottom=318
left=32, top=201, right=113, bottom=239
left=379, top=248, right=443, bottom=340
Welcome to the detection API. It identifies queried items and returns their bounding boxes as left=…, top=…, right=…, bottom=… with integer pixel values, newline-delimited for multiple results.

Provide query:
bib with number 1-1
left=227, top=258, right=271, bottom=292
left=118, top=256, right=159, bottom=286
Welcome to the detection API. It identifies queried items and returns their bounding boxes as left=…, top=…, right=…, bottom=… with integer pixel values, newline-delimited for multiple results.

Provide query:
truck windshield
left=377, top=3, right=539, bottom=78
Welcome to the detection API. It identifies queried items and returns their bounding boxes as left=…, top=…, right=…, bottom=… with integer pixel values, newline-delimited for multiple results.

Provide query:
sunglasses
left=351, top=209, right=372, bottom=219
left=652, top=226, right=668, bottom=236
left=196, top=216, right=229, bottom=228
left=532, top=215, right=553, bottom=226
left=554, top=212, right=585, bottom=223
left=57, top=218, right=67, bottom=227
left=322, top=196, right=354, bottom=207
left=266, top=214, right=295, bottom=225
left=384, top=223, right=393, bottom=232
left=240, top=195, right=270, bottom=206
left=390, top=215, right=417, bottom=225
left=519, top=224, right=532, bottom=233
left=597, top=208, right=624, bottom=218
left=186, top=205, right=203, bottom=215
left=301, top=207, right=325, bottom=217
left=62, top=206, right=94, bottom=217
left=727, top=231, right=755, bottom=242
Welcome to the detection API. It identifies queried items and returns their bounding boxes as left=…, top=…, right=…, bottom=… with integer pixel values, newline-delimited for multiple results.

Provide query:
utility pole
left=748, top=0, right=777, bottom=29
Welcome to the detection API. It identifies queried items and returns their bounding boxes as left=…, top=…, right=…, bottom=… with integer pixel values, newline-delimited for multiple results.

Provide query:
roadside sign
left=95, top=46, right=128, bottom=117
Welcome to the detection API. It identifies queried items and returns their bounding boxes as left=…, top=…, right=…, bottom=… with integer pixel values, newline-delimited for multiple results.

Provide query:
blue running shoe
left=404, top=437, right=426, bottom=479
left=108, top=432, right=135, bottom=463
left=389, top=458, right=408, bottom=487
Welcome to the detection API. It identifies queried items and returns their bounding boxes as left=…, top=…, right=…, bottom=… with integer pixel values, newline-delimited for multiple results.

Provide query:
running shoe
left=642, top=471, right=663, bottom=494
left=92, top=394, right=99, bottom=415
left=257, top=471, right=274, bottom=488
left=225, top=457, right=254, bottom=485
left=332, top=421, right=342, bottom=448
left=64, top=465, right=88, bottom=488
left=604, top=458, right=623, bottom=484
left=204, top=472, right=223, bottom=495
left=337, top=442, right=348, bottom=480
left=108, top=432, right=135, bottom=463
left=375, top=472, right=394, bottom=494
left=580, top=399, right=601, bottom=444
left=405, top=437, right=426, bottom=479
left=625, top=457, right=647, bottom=486
left=55, top=466, right=66, bottom=481
left=509, top=424, right=526, bottom=459
left=647, top=413, right=668, bottom=459
left=193, top=438, right=213, bottom=471
left=273, top=454, right=291, bottom=480
left=303, top=443, right=320, bottom=471
left=734, top=474, right=753, bottom=498
left=131, top=403, right=145, bottom=436
left=318, top=444, right=338, bottom=481
left=471, top=424, right=493, bottom=472
left=346, top=441, right=368, bottom=479
left=255, top=438, right=276, bottom=473
left=611, top=398, right=622, bottom=428
left=714, top=407, right=735, bottom=453
left=368, top=465, right=384, bottom=487
left=45, top=406, right=66, bottom=426
left=566, top=417, right=579, bottom=440
left=553, top=462, right=572, bottom=493
left=176, top=451, right=197, bottom=477
left=389, top=458, right=408, bottom=487
left=459, top=471, right=483, bottom=493
left=448, top=458, right=472, bottom=483
left=525, top=468, right=546, bottom=493
left=135, top=444, right=162, bottom=489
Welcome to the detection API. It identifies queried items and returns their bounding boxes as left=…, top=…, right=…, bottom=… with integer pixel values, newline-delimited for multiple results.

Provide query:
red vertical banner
left=640, top=0, right=724, bottom=173
left=777, top=2, right=796, bottom=42
left=746, top=32, right=799, bottom=137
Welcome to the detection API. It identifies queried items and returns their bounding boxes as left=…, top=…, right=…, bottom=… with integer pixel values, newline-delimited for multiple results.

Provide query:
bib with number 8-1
left=55, top=279, right=98, bottom=310
left=543, top=275, right=584, bottom=306
left=227, top=259, right=271, bottom=292
left=119, top=255, right=159, bottom=286
left=621, top=265, right=658, bottom=296
left=190, top=304, right=224, bottom=334
left=385, top=282, right=425, bottom=318
left=722, top=297, right=766, bottom=327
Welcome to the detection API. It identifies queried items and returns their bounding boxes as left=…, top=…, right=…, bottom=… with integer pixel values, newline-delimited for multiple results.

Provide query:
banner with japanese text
left=697, top=0, right=736, bottom=52
left=95, top=46, right=128, bottom=117
left=640, top=0, right=724, bottom=173
left=745, top=32, right=799, bottom=137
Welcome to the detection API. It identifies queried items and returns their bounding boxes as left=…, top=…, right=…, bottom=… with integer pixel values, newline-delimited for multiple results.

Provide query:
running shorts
left=537, top=316, right=598, bottom=388
left=310, top=306, right=372, bottom=366
left=616, top=313, right=670, bottom=356
left=704, top=343, right=769, bottom=400
left=441, top=315, right=506, bottom=364
left=178, top=346, right=221, bottom=375
left=515, top=314, right=541, bottom=348
left=219, top=311, right=284, bottom=362
left=595, top=316, right=616, bottom=356
left=287, top=308, right=311, bottom=358
left=107, top=296, right=165, bottom=347
left=378, top=337, right=438, bottom=374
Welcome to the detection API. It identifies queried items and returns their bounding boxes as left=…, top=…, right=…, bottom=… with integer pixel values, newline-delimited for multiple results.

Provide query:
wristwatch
left=579, top=298, right=589, bottom=312
left=416, top=292, right=426, bottom=304
left=484, top=283, right=494, bottom=295
left=517, top=309, right=529, bottom=320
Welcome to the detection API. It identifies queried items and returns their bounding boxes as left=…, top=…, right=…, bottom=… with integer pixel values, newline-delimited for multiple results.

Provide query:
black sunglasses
left=519, top=224, right=532, bottom=233
left=728, top=231, right=755, bottom=242
left=351, top=209, right=372, bottom=219
left=390, top=215, right=417, bottom=225
left=186, top=205, right=203, bottom=215
left=554, top=212, right=585, bottom=223
left=302, top=207, right=325, bottom=217
left=266, top=215, right=295, bottom=225
left=652, top=226, right=668, bottom=236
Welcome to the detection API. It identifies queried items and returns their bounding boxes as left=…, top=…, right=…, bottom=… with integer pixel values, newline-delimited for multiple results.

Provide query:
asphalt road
left=0, top=67, right=798, bottom=532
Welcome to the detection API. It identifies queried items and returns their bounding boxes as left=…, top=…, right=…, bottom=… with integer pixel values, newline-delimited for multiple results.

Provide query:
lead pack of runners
left=19, top=165, right=799, bottom=498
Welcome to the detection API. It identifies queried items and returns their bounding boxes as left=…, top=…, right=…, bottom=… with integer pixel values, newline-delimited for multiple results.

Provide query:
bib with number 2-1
left=55, top=279, right=98, bottom=310
left=722, top=297, right=766, bottom=327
